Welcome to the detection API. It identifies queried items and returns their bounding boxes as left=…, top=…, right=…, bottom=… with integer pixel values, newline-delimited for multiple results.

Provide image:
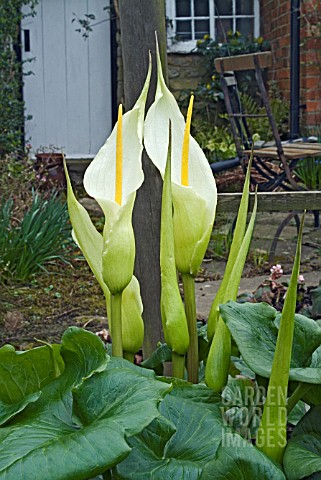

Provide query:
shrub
left=0, top=0, right=38, bottom=155
left=294, top=156, right=321, bottom=190
left=192, top=120, right=236, bottom=162
left=179, top=32, right=270, bottom=120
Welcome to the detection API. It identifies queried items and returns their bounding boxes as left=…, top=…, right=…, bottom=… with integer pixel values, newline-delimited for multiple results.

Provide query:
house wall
left=116, top=2, right=321, bottom=131
left=260, top=0, right=321, bottom=130
left=168, top=53, right=207, bottom=98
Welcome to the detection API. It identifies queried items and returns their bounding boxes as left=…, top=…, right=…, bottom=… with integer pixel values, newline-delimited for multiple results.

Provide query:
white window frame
left=166, top=0, right=260, bottom=53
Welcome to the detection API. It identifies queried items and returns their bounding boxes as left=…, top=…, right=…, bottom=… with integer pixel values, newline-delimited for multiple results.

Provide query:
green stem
left=102, top=469, right=112, bottom=480
left=182, top=273, right=198, bottom=384
left=123, top=351, right=135, bottom=363
left=172, top=352, right=185, bottom=379
left=110, top=292, right=123, bottom=357
left=287, top=382, right=312, bottom=415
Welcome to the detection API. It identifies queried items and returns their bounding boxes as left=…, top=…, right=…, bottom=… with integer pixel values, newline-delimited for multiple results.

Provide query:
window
left=166, top=0, right=260, bottom=52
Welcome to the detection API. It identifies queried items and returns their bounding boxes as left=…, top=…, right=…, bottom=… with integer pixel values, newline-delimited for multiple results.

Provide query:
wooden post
left=118, top=0, right=167, bottom=358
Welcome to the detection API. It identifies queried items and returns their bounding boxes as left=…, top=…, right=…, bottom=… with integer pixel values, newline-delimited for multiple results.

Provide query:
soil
left=0, top=258, right=107, bottom=349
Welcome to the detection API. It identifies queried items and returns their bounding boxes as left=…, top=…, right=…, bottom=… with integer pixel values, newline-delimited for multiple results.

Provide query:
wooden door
left=22, top=0, right=112, bottom=158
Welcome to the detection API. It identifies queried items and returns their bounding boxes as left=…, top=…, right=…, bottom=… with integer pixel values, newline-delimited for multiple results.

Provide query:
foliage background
left=0, top=0, right=38, bottom=155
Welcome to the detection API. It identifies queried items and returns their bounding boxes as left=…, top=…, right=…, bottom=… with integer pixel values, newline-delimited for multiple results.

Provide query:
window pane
left=236, top=17, right=254, bottom=37
left=194, top=0, right=209, bottom=16
left=215, top=18, right=233, bottom=41
left=176, top=0, right=191, bottom=17
left=176, top=20, right=192, bottom=40
left=236, top=0, right=253, bottom=15
left=215, top=0, right=232, bottom=16
left=195, top=19, right=210, bottom=38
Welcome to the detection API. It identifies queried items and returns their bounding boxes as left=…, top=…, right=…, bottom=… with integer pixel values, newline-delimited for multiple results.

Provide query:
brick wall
left=260, top=0, right=321, bottom=130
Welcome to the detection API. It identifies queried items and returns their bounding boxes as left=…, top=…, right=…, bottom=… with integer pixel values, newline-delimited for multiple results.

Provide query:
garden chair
left=213, top=51, right=321, bottom=259
left=214, top=51, right=321, bottom=193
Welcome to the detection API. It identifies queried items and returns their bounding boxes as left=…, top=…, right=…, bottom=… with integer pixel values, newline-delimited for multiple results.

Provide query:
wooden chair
left=214, top=51, right=321, bottom=193
left=213, top=52, right=321, bottom=257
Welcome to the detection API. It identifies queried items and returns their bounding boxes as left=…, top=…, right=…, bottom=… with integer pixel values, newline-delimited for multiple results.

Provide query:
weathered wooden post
left=118, top=0, right=167, bottom=357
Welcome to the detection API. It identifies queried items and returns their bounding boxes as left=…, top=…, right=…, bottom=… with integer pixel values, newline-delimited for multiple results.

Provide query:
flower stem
left=123, top=351, right=135, bottom=363
left=287, top=382, right=312, bottom=415
left=182, top=272, right=198, bottom=383
left=172, top=352, right=185, bottom=379
left=110, top=292, right=123, bottom=357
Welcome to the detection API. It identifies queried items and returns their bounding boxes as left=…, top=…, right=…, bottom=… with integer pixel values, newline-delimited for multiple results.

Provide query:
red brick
left=305, top=100, right=321, bottom=112
left=304, top=76, right=321, bottom=88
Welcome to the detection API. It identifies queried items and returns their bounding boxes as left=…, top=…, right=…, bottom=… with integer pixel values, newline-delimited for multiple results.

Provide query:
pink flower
left=269, top=264, right=283, bottom=281
left=298, top=274, right=305, bottom=284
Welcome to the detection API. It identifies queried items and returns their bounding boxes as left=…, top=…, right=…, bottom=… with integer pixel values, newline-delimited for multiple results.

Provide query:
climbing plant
left=0, top=0, right=38, bottom=155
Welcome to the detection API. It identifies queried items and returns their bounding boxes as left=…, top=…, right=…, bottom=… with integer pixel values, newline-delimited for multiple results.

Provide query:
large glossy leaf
left=200, top=433, right=285, bottom=479
left=220, top=302, right=321, bottom=383
left=169, top=382, right=221, bottom=410
left=0, top=392, right=41, bottom=426
left=113, top=394, right=224, bottom=479
left=60, top=326, right=109, bottom=383
left=0, top=329, right=170, bottom=480
left=0, top=343, right=63, bottom=405
left=284, top=406, right=321, bottom=479
left=141, top=342, right=172, bottom=374
left=0, top=327, right=100, bottom=425
left=221, top=377, right=263, bottom=438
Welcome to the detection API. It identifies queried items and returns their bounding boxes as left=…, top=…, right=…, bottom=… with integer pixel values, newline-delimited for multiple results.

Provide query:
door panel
left=22, top=0, right=112, bottom=158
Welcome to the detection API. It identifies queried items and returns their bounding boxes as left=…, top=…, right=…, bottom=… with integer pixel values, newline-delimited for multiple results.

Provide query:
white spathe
left=83, top=61, right=151, bottom=293
left=144, top=46, right=217, bottom=276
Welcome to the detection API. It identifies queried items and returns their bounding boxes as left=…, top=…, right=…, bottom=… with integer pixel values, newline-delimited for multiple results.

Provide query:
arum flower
left=144, top=41, right=216, bottom=383
left=64, top=60, right=151, bottom=358
left=144, top=44, right=217, bottom=278
left=64, top=164, right=144, bottom=359
left=84, top=71, right=150, bottom=294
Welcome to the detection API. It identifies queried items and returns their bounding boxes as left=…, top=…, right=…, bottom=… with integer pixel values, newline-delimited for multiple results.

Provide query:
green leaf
left=0, top=330, right=169, bottom=479
left=274, top=313, right=321, bottom=368
left=0, top=342, right=63, bottom=418
left=0, top=392, right=41, bottom=426
left=221, top=377, right=263, bottom=438
left=284, top=406, right=321, bottom=479
left=73, top=359, right=170, bottom=438
left=287, top=400, right=308, bottom=426
left=200, top=433, right=286, bottom=479
left=113, top=394, right=224, bottom=479
left=60, top=326, right=109, bottom=384
left=141, top=342, right=172, bottom=374
left=169, top=382, right=221, bottom=410
left=220, top=302, right=321, bottom=384
left=302, top=382, right=321, bottom=406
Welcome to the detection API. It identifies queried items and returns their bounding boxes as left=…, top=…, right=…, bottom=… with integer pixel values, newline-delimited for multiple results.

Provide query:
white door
left=22, top=0, right=112, bottom=159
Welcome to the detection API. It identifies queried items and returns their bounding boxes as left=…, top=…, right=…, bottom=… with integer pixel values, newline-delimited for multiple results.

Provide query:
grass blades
left=0, top=191, right=73, bottom=282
